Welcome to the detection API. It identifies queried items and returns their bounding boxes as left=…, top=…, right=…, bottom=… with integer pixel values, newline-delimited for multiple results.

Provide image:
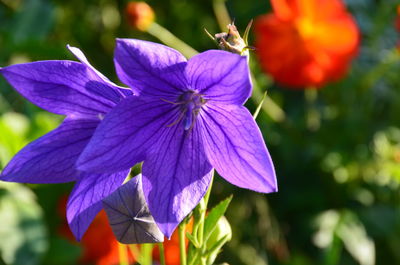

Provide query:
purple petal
left=78, top=97, right=180, bottom=173
left=200, top=103, right=277, bottom=193
left=114, top=38, right=188, bottom=98
left=0, top=118, right=99, bottom=184
left=67, top=45, right=111, bottom=84
left=0, top=60, right=123, bottom=117
left=142, top=122, right=213, bottom=238
left=67, top=45, right=134, bottom=98
left=67, top=170, right=130, bottom=240
left=186, top=50, right=251, bottom=105
left=102, top=174, right=164, bottom=244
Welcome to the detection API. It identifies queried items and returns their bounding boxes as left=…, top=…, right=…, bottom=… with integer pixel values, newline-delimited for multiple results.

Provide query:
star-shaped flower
left=78, top=39, right=278, bottom=237
left=0, top=46, right=133, bottom=240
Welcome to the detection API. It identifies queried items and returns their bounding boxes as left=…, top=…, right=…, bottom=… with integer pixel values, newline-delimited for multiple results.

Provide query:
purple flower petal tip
left=0, top=119, right=99, bottom=184
left=143, top=168, right=213, bottom=238
left=0, top=62, right=124, bottom=117
left=201, top=104, right=277, bottom=194
left=67, top=170, right=130, bottom=240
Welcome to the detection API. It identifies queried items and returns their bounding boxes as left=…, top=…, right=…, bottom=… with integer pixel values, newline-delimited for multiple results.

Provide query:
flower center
left=163, top=90, right=206, bottom=131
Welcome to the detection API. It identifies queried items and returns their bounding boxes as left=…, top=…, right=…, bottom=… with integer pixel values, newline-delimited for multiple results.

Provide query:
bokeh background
left=1, top=0, right=400, bottom=265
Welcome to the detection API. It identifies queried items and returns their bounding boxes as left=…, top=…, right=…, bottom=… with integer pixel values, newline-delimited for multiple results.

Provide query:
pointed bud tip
left=212, top=21, right=251, bottom=55
left=66, top=44, right=79, bottom=53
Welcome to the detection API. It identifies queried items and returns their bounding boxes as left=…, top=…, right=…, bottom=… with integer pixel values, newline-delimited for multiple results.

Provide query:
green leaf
left=205, top=235, right=229, bottom=265
left=187, top=249, right=200, bottom=265
left=203, top=195, right=232, bottom=243
left=337, top=212, right=375, bottom=265
left=253, top=91, right=267, bottom=119
left=0, top=182, right=48, bottom=265
left=313, top=210, right=375, bottom=265
left=205, top=216, right=232, bottom=265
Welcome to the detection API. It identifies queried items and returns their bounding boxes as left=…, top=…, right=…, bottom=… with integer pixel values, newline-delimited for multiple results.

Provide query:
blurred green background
left=1, top=0, right=400, bottom=264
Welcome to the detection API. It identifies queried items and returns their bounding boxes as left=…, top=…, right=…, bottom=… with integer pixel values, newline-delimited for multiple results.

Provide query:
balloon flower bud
left=126, top=1, right=155, bottom=31
left=206, top=21, right=253, bottom=56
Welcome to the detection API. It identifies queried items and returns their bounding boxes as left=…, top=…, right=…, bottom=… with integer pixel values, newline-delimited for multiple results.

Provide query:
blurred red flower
left=254, top=0, right=360, bottom=88
left=58, top=196, right=134, bottom=265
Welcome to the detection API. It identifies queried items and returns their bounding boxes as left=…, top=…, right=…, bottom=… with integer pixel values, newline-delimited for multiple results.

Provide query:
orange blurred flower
left=254, top=0, right=360, bottom=89
left=58, top=196, right=134, bottom=265
left=126, top=1, right=155, bottom=31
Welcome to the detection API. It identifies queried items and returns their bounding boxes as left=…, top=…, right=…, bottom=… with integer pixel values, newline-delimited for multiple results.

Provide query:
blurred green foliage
left=1, top=0, right=400, bottom=265
left=0, top=182, right=48, bottom=265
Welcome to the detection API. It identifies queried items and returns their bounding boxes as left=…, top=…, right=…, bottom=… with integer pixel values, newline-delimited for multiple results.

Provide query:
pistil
left=163, top=90, right=206, bottom=130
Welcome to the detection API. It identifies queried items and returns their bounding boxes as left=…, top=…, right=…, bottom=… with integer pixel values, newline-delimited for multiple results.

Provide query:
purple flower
left=77, top=39, right=277, bottom=237
left=0, top=46, right=133, bottom=240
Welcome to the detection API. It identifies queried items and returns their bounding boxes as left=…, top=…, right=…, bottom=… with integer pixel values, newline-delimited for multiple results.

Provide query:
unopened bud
left=126, top=1, right=155, bottom=31
left=206, top=21, right=253, bottom=55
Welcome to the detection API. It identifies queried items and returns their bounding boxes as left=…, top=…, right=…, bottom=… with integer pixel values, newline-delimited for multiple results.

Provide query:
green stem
left=187, top=173, right=215, bottom=265
left=140, top=244, right=154, bottom=265
left=324, top=235, right=343, bottom=265
left=198, top=214, right=206, bottom=265
left=158, top=243, right=166, bottom=265
left=179, top=222, right=187, bottom=265
left=203, top=172, right=214, bottom=211
left=212, top=0, right=231, bottom=31
left=199, top=173, right=214, bottom=265
left=198, top=173, right=214, bottom=242
left=198, top=202, right=206, bottom=249
left=147, top=22, right=198, bottom=58
left=305, top=88, right=320, bottom=131
left=305, top=87, right=317, bottom=102
left=118, top=243, right=129, bottom=265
